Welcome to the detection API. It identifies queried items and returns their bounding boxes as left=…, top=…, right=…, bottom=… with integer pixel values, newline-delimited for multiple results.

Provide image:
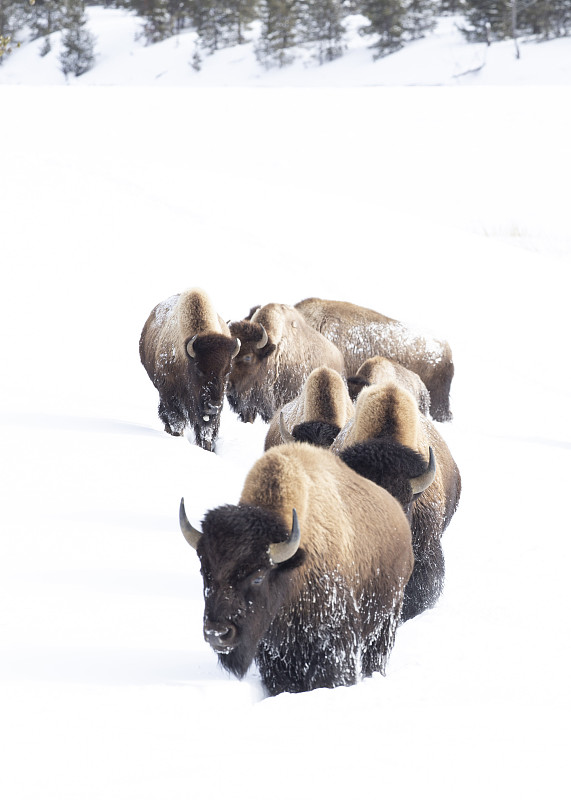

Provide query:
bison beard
left=340, top=436, right=430, bottom=510
left=290, top=421, right=341, bottom=448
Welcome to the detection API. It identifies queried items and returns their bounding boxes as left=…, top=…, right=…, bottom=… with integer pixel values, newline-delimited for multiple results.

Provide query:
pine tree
left=29, top=0, right=65, bottom=41
left=300, top=0, right=346, bottom=63
left=255, top=0, right=301, bottom=66
left=59, top=0, right=96, bottom=76
left=0, top=0, right=28, bottom=61
left=358, top=0, right=408, bottom=57
left=132, top=0, right=173, bottom=44
left=460, top=0, right=512, bottom=41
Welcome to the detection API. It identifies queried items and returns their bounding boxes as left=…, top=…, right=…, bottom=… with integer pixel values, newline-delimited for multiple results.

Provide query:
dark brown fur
left=185, top=443, right=413, bottom=695
left=139, top=288, right=239, bottom=451
left=264, top=366, right=354, bottom=450
left=334, top=383, right=461, bottom=622
left=227, top=303, right=345, bottom=424
left=295, top=297, right=454, bottom=422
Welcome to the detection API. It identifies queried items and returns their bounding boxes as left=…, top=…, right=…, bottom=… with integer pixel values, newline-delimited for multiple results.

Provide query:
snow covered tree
left=29, top=0, right=65, bottom=40
left=358, top=0, right=408, bottom=56
left=460, top=0, right=513, bottom=41
left=0, top=0, right=28, bottom=61
left=300, top=0, right=346, bottom=62
left=359, top=0, right=436, bottom=58
left=188, top=0, right=258, bottom=52
left=59, top=0, right=96, bottom=76
left=255, top=0, right=301, bottom=66
left=132, top=0, right=174, bottom=44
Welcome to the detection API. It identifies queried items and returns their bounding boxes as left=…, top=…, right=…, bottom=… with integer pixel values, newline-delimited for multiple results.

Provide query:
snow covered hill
left=2, top=8, right=571, bottom=86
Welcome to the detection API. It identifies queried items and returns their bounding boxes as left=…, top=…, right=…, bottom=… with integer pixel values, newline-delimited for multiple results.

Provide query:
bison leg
left=192, top=414, right=221, bottom=453
left=361, top=606, right=401, bottom=679
left=401, top=542, right=445, bottom=623
left=158, top=399, right=186, bottom=436
left=426, top=365, right=454, bottom=422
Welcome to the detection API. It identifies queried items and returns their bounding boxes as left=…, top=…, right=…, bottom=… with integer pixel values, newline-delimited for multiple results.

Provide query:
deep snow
left=1, top=9, right=571, bottom=800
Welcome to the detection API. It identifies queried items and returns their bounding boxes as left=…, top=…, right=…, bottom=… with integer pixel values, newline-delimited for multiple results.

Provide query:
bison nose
left=204, top=621, right=238, bottom=652
left=203, top=400, right=222, bottom=416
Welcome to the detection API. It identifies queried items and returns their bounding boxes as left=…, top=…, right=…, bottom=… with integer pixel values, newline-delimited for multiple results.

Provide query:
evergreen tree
left=358, top=0, right=436, bottom=57
left=460, top=0, right=513, bottom=41
left=358, top=0, right=408, bottom=56
left=255, top=0, right=301, bottom=66
left=0, top=0, right=28, bottom=61
left=132, top=0, right=173, bottom=44
left=59, top=0, right=96, bottom=76
left=188, top=0, right=257, bottom=52
left=29, top=0, right=65, bottom=40
left=300, top=0, right=346, bottom=62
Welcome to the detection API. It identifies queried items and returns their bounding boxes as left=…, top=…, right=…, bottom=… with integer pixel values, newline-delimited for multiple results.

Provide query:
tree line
left=1, top=0, right=570, bottom=76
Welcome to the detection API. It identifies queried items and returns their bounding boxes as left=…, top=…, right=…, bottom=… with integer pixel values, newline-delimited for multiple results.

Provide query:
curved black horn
left=231, top=337, right=241, bottom=359
left=268, top=509, right=301, bottom=565
left=186, top=335, right=199, bottom=359
left=179, top=498, right=203, bottom=550
left=256, top=324, right=269, bottom=349
left=409, top=446, right=436, bottom=496
left=279, top=412, right=295, bottom=444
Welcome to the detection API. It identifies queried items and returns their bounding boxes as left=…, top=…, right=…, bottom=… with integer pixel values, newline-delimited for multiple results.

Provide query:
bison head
left=183, top=332, right=240, bottom=421
left=226, top=320, right=276, bottom=423
left=180, top=499, right=303, bottom=678
left=340, top=440, right=435, bottom=517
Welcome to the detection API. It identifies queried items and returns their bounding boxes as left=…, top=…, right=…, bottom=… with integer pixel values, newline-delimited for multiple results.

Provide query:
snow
left=1, top=7, right=571, bottom=800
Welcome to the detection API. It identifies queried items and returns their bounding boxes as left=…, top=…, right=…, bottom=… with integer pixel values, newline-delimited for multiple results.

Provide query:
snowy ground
left=1, top=11, right=571, bottom=800
left=2, top=9, right=571, bottom=87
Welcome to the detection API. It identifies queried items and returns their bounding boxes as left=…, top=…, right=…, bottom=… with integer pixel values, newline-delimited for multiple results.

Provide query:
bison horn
left=186, top=335, right=199, bottom=359
left=409, top=446, right=436, bottom=496
left=279, top=412, right=295, bottom=444
left=268, top=509, right=301, bottom=565
left=232, top=337, right=241, bottom=358
left=255, top=324, right=269, bottom=349
left=179, top=498, right=203, bottom=550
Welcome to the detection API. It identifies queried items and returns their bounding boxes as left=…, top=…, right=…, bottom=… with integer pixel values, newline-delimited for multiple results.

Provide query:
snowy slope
left=2, top=9, right=571, bottom=86
left=1, top=15, right=571, bottom=800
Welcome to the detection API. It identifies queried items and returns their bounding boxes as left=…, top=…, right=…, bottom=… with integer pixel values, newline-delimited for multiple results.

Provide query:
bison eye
left=250, top=571, right=266, bottom=587
left=242, top=354, right=253, bottom=364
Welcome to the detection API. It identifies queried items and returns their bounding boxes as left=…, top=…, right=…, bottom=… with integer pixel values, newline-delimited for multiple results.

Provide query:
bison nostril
left=204, top=622, right=237, bottom=651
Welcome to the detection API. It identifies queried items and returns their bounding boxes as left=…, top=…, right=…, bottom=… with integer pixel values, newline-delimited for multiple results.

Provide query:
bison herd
left=139, top=287, right=461, bottom=696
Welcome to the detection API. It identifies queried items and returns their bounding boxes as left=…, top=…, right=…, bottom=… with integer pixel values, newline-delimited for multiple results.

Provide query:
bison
left=347, top=355, right=431, bottom=415
left=264, top=366, right=354, bottom=450
left=294, top=297, right=454, bottom=422
left=139, top=287, right=240, bottom=451
left=179, top=442, right=414, bottom=696
left=227, top=302, right=345, bottom=424
left=333, top=382, right=461, bottom=622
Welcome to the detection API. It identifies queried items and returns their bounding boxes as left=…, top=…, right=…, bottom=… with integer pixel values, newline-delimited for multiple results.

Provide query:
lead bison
left=264, top=366, right=354, bottom=450
left=227, top=303, right=345, bottom=424
left=179, top=442, right=414, bottom=696
left=295, top=297, right=454, bottom=422
left=139, top=288, right=240, bottom=451
left=333, top=382, right=461, bottom=622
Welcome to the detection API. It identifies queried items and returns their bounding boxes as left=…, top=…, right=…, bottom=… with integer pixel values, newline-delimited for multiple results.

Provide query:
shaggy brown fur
left=182, top=443, right=413, bottom=696
left=333, top=382, right=461, bottom=622
left=139, top=287, right=239, bottom=451
left=227, top=303, right=345, bottom=424
left=295, top=297, right=454, bottom=422
left=348, top=355, right=431, bottom=416
left=264, top=367, right=354, bottom=450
